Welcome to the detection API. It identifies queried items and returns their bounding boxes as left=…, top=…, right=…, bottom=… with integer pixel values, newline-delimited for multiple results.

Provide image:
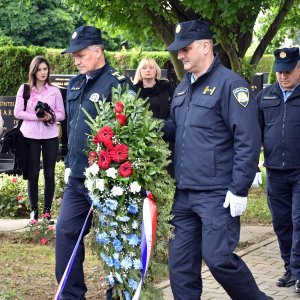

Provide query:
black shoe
left=29, top=208, right=38, bottom=225
left=295, top=280, right=300, bottom=293
left=276, top=270, right=296, bottom=287
left=266, top=296, right=274, bottom=300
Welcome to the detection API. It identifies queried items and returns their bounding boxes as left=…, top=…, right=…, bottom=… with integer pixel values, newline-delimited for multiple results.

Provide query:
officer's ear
left=94, top=45, right=103, bottom=58
left=200, top=40, right=213, bottom=54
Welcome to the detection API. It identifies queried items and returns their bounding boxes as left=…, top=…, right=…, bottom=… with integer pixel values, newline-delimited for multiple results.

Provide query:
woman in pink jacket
left=14, top=56, right=65, bottom=225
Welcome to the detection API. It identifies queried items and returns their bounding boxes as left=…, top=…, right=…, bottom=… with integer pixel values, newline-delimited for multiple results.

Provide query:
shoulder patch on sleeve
left=233, top=87, right=249, bottom=107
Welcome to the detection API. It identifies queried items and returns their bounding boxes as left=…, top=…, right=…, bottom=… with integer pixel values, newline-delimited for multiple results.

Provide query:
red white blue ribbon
left=53, top=205, right=93, bottom=300
left=132, top=193, right=157, bottom=300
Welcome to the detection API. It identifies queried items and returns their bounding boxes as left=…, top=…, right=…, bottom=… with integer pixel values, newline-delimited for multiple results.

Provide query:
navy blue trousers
left=169, top=189, right=267, bottom=300
left=267, top=168, right=300, bottom=279
left=55, top=176, right=92, bottom=299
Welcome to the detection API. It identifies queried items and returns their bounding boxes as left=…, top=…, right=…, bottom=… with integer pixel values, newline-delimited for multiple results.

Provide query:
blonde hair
left=133, top=58, right=161, bottom=84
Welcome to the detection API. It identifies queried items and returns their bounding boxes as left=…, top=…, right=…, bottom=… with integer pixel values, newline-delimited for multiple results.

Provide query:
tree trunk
left=250, top=0, right=296, bottom=67
left=146, top=10, right=185, bottom=79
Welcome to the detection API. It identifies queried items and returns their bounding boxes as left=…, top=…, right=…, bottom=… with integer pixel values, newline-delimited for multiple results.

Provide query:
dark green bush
left=0, top=46, right=46, bottom=96
left=0, top=46, right=273, bottom=96
left=256, top=54, right=274, bottom=73
left=268, top=59, right=276, bottom=84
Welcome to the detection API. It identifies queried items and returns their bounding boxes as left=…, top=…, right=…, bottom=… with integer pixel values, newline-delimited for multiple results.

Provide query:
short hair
left=28, top=55, right=52, bottom=89
left=87, top=44, right=105, bottom=51
left=133, top=58, right=161, bottom=85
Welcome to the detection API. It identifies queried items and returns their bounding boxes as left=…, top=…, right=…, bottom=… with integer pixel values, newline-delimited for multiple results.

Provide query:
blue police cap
left=62, top=25, right=103, bottom=54
left=273, top=47, right=299, bottom=72
left=167, top=20, right=213, bottom=51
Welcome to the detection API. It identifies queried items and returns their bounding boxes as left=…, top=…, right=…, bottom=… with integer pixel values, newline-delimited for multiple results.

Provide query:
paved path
left=161, top=235, right=299, bottom=300
left=0, top=220, right=297, bottom=299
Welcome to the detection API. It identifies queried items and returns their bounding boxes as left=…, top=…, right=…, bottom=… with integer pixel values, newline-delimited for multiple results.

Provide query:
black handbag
left=0, top=84, right=30, bottom=176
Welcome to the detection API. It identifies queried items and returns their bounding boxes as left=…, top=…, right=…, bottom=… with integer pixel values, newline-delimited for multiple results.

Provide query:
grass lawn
left=0, top=180, right=271, bottom=299
left=0, top=233, right=106, bottom=300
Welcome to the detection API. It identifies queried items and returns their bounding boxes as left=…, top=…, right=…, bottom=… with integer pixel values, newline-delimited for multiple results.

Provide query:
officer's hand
left=223, top=191, right=247, bottom=217
left=64, top=168, right=71, bottom=184
left=251, top=172, right=262, bottom=188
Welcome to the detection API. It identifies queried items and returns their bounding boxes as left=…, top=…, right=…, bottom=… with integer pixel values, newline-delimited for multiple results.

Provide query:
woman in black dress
left=133, top=58, right=174, bottom=176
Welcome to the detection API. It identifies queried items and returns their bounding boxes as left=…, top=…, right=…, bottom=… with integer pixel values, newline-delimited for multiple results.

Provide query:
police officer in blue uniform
left=258, top=47, right=300, bottom=293
left=164, top=20, right=272, bottom=300
left=55, top=25, right=134, bottom=299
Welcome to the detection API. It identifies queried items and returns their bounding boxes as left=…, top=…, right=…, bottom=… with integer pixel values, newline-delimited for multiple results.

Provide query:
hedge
left=0, top=46, right=274, bottom=96
left=255, top=54, right=274, bottom=73
left=0, top=46, right=46, bottom=96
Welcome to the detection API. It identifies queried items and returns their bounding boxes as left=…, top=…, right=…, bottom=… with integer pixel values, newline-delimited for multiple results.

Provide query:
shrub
left=268, top=59, right=276, bottom=84
left=0, top=46, right=275, bottom=96
left=0, top=161, right=65, bottom=218
left=0, top=174, right=29, bottom=217
left=0, top=46, right=46, bottom=96
left=256, top=54, right=274, bottom=73
left=21, top=219, right=56, bottom=245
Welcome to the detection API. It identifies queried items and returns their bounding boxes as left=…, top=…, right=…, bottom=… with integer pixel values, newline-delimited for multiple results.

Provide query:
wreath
left=83, top=86, right=175, bottom=299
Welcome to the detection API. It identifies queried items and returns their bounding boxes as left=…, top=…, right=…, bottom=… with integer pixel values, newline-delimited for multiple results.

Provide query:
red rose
left=41, top=237, right=48, bottom=245
left=110, top=144, right=128, bottom=162
left=89, top=151, right=98, bottom=165
left=118, top=161, right=133, bottom=177
left=93, top=126, right=114, bottom=144
left=34, top=230, right=39, bottom=236
left=116, top=114, right=126, bottom=126
left=12, top=177, right=17, bottom=183
left=115, top=101, right=124, bottom=113
left=48, top=225, right=55, bottom=231
left=103, top=139, right=114, bottom=150
left=17, top=195, right=22, bottom=201
left=98, top=150, right=112, bottom=170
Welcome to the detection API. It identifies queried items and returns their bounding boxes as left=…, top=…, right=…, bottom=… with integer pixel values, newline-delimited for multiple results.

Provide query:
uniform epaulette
left=110, top=70, right=126, bottom=81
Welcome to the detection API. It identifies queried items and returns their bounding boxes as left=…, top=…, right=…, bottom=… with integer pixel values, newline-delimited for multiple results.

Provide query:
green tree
left=255, top=2, right=300, bottom=54
left=0, top=0, right=84, bottom=48
left=65, top=0, right=298, bottom=79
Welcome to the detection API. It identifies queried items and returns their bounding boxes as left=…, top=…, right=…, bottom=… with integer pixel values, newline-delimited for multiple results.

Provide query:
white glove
left=223, top=190, right=247, bottom=217
left=251, top=172, right=262, bottom=188
left=64, top=168, right=71, bottom=184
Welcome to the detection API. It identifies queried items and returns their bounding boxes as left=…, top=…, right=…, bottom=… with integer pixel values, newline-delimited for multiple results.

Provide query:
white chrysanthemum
left=111, top=186, right=124, bottom=197
left=96, top=178, right=105, bottom=191
left=86, top=179, right=94, bottom=191
left=90, top=163, right=100, bottom=176
left=130, top=181, right=141, bottom=194
left=106, top=167, right=117, bottom=179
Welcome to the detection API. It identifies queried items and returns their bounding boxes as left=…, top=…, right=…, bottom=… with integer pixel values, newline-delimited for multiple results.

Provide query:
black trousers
left=267, top=168, right=300, bottom=279
left=26, top=137, right=58, bottom=211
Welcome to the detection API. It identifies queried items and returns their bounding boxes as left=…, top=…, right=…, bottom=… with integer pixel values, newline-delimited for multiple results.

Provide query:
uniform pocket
left=202, top=216, right=240, bottom=256
left=172, top=94, right=186, bottom=126
left=261, top=99, right=281, bottom=124
left=189, top=98, right=219, bottom=128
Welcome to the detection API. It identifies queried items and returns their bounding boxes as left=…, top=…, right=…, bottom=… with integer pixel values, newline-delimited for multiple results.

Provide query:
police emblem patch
left=89, top=93, right=100, bottom=102
left=175, top=24, right=181, bottom=34
left=72, top=31, right=77, bottom=39
left=233, top=87, right=249, bottom=108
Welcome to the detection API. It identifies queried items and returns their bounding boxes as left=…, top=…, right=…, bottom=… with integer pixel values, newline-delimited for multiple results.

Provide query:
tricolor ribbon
left=132, top=193, right=157, bottom=300
left=53, top=205, right=93, bottom=300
